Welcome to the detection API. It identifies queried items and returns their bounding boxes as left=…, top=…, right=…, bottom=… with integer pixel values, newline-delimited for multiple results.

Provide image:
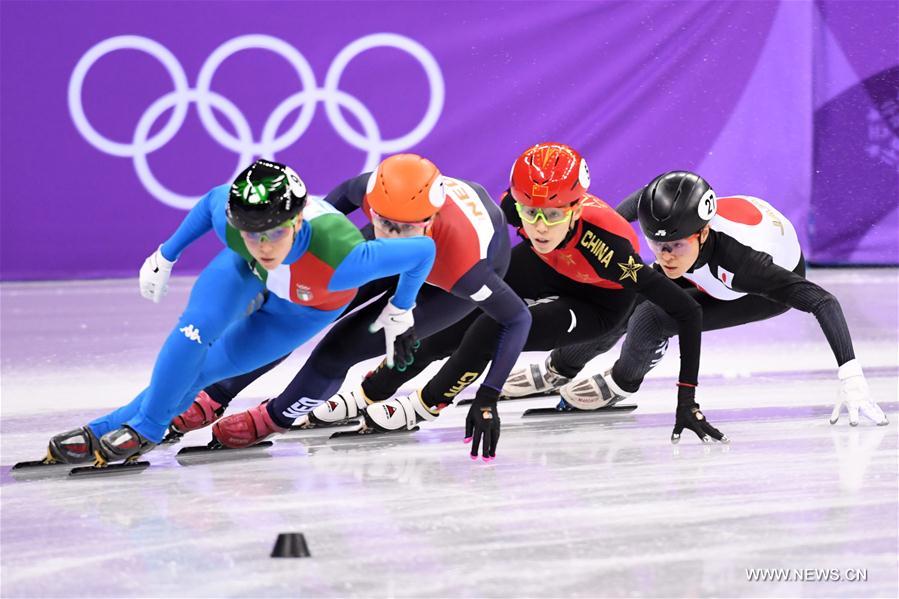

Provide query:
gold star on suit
left=617, top=255, right=643, bottom=282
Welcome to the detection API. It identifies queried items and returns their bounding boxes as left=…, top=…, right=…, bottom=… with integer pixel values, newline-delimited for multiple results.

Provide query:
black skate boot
left=95, top=425, right=156, bottom=465
left=47, top=426, right=101, bottom=464
left=10, top=426, right=99, bottom=475
left=66, top=426, right=156, bottom=478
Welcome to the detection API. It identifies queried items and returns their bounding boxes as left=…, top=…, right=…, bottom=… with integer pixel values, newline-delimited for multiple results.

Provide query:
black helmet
left=227, top=159, right=307, bottom=232
left=637, top=171, right=717, bottom=241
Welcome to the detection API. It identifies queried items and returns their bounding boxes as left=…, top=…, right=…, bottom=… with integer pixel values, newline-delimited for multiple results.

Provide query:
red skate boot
left=170, top=391, right=224, bottom=434
left=211, top=401, right=287, bottom=449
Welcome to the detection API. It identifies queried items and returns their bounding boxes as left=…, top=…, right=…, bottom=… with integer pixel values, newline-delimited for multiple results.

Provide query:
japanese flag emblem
left=718, top=267, right=734, bottom=288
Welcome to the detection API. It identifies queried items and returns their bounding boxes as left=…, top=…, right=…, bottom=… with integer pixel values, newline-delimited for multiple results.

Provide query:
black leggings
left=203, top=275, right=482, bottom=412
left=363, top=243, right=636, bottom=406
left=203, top=275, right=395, bottom=406
left=552, top=257, right=807, bottom=392
left=204, top=243, right=512, bottom=426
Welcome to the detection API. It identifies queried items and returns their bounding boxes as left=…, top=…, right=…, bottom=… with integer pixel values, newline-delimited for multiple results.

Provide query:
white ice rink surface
left=1, top=269, right=897, bottom=598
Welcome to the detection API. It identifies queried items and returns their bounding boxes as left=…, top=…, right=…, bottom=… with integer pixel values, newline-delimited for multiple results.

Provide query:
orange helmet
left=509, top=143, right=590, bottom=208
left=365, top=154, right=445, bottom=222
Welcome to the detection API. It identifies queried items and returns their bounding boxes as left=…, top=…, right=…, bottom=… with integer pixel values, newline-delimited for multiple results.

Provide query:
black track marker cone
left=271, top=532, right=311, bottom=558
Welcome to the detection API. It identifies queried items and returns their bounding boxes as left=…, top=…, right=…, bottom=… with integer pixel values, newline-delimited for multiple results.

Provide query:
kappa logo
left=179, top=324, right=202, bottom=344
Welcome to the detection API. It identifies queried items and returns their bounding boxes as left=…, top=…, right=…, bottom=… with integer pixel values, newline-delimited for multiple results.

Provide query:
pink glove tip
left=482, top=456, right=495, bottom=463
left=469, top=454, right=478, bottom=461
left=463, top=436, right=472, bottom=443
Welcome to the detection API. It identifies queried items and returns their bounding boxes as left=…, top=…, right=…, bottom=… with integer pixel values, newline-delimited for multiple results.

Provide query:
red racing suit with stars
left=501, top=191, right=703, bottom=393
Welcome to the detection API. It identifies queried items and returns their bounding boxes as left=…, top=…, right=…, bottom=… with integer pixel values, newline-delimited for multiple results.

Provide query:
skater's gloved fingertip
left=469, top=454, right=478, bottom=461
left=463, top=436, right=472, bottom=443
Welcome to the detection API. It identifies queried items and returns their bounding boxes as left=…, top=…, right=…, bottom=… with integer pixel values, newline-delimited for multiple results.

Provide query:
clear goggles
left=242, top=217, right=298, bottom=244
left=645, top=233, right=700, bottom=257
left=371, top=210, right=432, bottom=234
left=515, top=202, right=574, bottom=226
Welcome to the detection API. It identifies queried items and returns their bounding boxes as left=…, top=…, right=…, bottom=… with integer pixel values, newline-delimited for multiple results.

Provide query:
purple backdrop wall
left=1, top=1, right=896, bottom=280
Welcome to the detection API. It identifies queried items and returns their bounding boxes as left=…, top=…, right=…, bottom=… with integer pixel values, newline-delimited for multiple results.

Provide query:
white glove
left=830, top=359, right=888, bottom=426
left=139, top=246, right=176, bottom=303
left=369, top=300, right=415, bottom=369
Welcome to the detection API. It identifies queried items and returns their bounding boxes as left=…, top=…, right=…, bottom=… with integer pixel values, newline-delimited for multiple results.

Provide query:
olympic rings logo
left=68, top=34, right=445, bottom=209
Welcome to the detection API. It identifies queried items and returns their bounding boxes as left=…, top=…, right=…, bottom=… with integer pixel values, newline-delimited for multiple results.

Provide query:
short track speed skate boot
left=212, top=401, right=286, bottom=449
left=557, top=369, right=631, bottom=411
left=95, top=426, right=157, bottom=466
left=46, top=426, right=101, bottom=464
left=170, top=391, right=225, bottom=435
left=300, top=388, right=370, bottom=429
left=502, top=356, right=571, bottom=398
left=13, top=426, right=147, bottom=477
left=362, top=391, right=440, bottom=433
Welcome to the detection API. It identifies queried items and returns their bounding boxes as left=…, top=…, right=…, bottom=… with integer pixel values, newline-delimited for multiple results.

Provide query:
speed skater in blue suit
left=41, top=159, right=435, bottom=467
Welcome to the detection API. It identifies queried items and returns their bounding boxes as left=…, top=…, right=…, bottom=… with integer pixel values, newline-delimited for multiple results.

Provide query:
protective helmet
left=365, top=154, right=445, bottom=222
left=637, top=171, right=716, bottom=240
left=509, top=143, right=590, bottom=208
left=227, top=159, right=307, bottom=232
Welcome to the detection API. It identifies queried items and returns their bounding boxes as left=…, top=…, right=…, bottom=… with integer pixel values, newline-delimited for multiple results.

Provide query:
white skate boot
left=363, top=391, right=440, bottom=432
left=502, top=356, right=571, bottom=398
left=558, top=369, right=632, bottom=411
left=300, top=388, right=371, bottom=428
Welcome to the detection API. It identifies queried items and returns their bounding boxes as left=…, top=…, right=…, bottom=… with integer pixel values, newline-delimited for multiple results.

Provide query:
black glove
left=465, top=386, right=501, bottom=461
left=672, top=387, right=728, bottom=444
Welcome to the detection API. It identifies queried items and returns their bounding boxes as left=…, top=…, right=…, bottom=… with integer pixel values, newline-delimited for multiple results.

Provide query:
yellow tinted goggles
left=515, top=202, right=574, bottom=226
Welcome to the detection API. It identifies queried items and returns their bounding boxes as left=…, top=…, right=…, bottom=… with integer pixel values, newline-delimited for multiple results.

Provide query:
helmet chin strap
left=691, top=228, right=714, bottom=271
left=424, top=213, right=437, bottom=236
left=287, top=217, right=302, bottom=252
left=556, top=212, right=581, bottom=247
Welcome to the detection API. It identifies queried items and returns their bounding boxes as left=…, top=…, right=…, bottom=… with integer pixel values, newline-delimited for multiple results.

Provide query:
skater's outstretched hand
left=830, top=360, right=888, bottom=426
left=139, top=246, right=176, bottom=303
left=672, top=389, right=728, bottom=444
left=465, top=386, right=501, bottom=461
left=369, top=300, right=416, bottom=369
